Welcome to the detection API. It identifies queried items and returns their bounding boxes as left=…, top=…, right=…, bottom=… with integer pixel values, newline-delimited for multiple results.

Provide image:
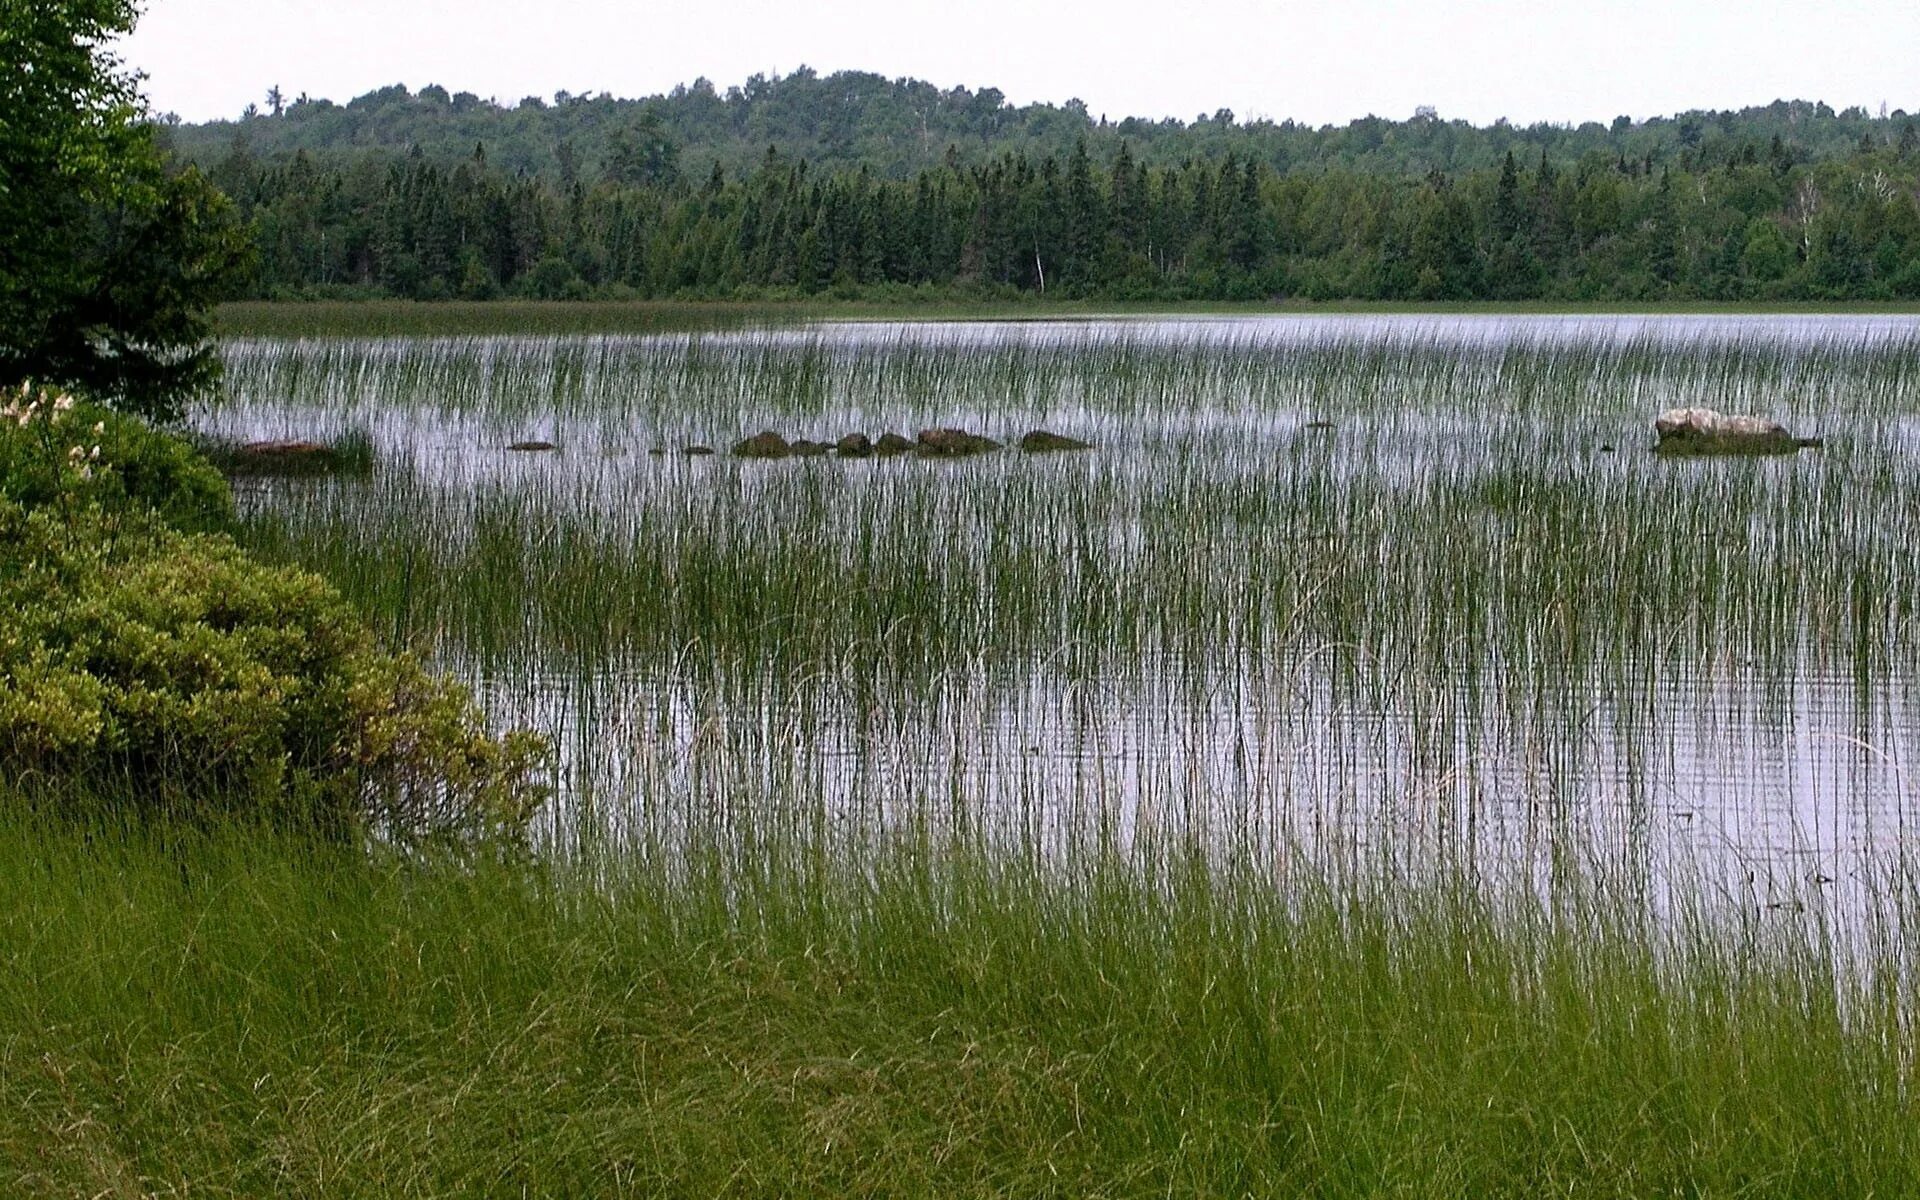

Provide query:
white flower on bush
left=6, top=384, right=107, bottom=481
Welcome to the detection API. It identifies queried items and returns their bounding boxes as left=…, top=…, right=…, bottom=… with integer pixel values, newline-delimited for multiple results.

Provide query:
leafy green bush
left=0, top=384, right=232, bottom=531
left=0, top=384, right=546, bottom=842
left=0, top=499, right=547, bottom=840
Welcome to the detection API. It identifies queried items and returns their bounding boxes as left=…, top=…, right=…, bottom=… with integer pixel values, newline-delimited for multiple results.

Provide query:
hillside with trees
left=162, top=72, right=1920, bottom=303
left=164, top=70, right=1919, bottom=183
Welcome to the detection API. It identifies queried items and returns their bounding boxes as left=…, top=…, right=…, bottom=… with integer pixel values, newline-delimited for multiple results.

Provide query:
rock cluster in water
left=723, top=428, right=1093, bottom=460
left=1653, top=408, right=1822, bottom=456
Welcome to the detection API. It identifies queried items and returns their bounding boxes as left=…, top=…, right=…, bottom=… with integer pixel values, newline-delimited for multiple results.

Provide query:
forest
left=166, top=72, right=1920, bottom=303
left=166, top=70, right=1917, bottom=182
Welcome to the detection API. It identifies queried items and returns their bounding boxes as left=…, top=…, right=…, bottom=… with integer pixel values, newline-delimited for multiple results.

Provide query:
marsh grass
left=207, top=322, right=1920, bottom=899
left=2, top=811, right=1916, bottom=1197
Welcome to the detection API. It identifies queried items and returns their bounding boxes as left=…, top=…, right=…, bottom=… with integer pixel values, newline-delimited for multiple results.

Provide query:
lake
left=206, top=314, right=1920, bottom=917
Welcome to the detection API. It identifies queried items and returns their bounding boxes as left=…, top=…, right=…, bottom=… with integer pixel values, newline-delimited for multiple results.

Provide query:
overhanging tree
left=0, top=0, right=251, bottom=420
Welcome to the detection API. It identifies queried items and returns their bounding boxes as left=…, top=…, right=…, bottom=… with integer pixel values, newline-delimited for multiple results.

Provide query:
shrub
left=0, top=384, right=232, bottom=531
left=0, top=387, right=545, bottom=842
left=0, top=499, right=547, bottom=841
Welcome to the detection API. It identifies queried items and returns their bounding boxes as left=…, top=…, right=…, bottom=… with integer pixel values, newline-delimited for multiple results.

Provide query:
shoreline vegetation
left=0, top=386, right=548, bottom=843
left=4, top=814, right=1917, bottom=1195
left=213, top=297, right=1920, bottom=338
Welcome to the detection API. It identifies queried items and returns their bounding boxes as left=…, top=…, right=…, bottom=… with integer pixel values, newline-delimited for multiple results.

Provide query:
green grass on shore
left=2, top=814, right=1913, bottom=1198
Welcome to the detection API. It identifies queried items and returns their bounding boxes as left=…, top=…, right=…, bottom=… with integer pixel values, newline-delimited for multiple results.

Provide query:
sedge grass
left=1, top=811, right=1916, bottom=1197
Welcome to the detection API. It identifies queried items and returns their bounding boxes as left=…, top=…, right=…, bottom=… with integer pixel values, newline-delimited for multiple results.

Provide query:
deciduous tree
left=0, top=0, right=251, bottom=420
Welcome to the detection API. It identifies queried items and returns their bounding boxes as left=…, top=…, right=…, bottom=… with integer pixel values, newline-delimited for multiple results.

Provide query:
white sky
left=122, top=0, right=1920, bottom=128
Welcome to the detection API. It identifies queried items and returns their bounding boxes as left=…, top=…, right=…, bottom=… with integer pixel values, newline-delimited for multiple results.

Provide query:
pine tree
left=1225, top=158, right=1263, bottom=275
left=1492, top=151, right=1524, bottom=241
left=1064, top=138, right=1102, bottom=288
left=1110, top=142, right=1144, bottom=256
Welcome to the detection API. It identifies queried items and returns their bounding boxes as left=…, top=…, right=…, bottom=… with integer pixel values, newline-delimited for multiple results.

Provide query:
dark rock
left=732, top=431, right=791, bottom=459
left=916, top=428, right=1002, bottom=457
left=790, top=439, right=832, bottom=457
left=238, top=439, right=333, bottom=461
left=1654, top=408, right=1822, bottom=456
left=836, top=433, right=874, bottom=458
left=684, top=445, right=716, bottom=456
left=873, top=432, right=916, bottom=456
left=507, top=440, right=556, bottom=452
left=226, top=440, right=341, bottom=474
left=1018, top=429, right=1093, bottom=452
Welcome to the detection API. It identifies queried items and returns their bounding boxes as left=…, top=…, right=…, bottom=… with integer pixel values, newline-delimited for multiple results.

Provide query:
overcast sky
left=122, top=0, right=1920, bottom=129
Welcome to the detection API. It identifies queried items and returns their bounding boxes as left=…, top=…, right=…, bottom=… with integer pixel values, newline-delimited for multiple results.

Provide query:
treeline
left=207, top=134, right=1920, bottom=302
left=161, top=71, right=1920, bottom=183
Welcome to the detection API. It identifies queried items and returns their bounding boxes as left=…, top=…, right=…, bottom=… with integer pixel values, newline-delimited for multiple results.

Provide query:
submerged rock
left=684, top=445, right=716, bottom=456
left=1018, top=429, right=1094, bottom=452
left=916, top=428, right=1002, bottom=457
left=1654, top=408, right=1822, bottom=456
left=731, top=431, right=791, bottom=459
left=835, top=433, right=874, bottom=458
left=226, top=440, right=341, bottom=473
left=790, top=439, right=833, bottom=457
left=873, top=432, right=917, bottom=456
left=507, top=440, right=556, bottom=452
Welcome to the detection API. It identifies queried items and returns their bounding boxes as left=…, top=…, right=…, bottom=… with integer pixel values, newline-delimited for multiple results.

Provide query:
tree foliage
left=166, top=71, right=1918, bottom=185
left=209, top=132, right=1920, bottom=303
left=0, top=0, right=251, bottom=420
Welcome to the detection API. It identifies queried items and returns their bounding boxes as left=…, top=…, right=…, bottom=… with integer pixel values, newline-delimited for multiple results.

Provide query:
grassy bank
left=0, top=814, right=1911, bottom=1197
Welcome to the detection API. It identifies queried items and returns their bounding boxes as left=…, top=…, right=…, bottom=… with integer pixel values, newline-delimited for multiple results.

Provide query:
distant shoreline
left=216, top=298, right=1920, bottom=338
